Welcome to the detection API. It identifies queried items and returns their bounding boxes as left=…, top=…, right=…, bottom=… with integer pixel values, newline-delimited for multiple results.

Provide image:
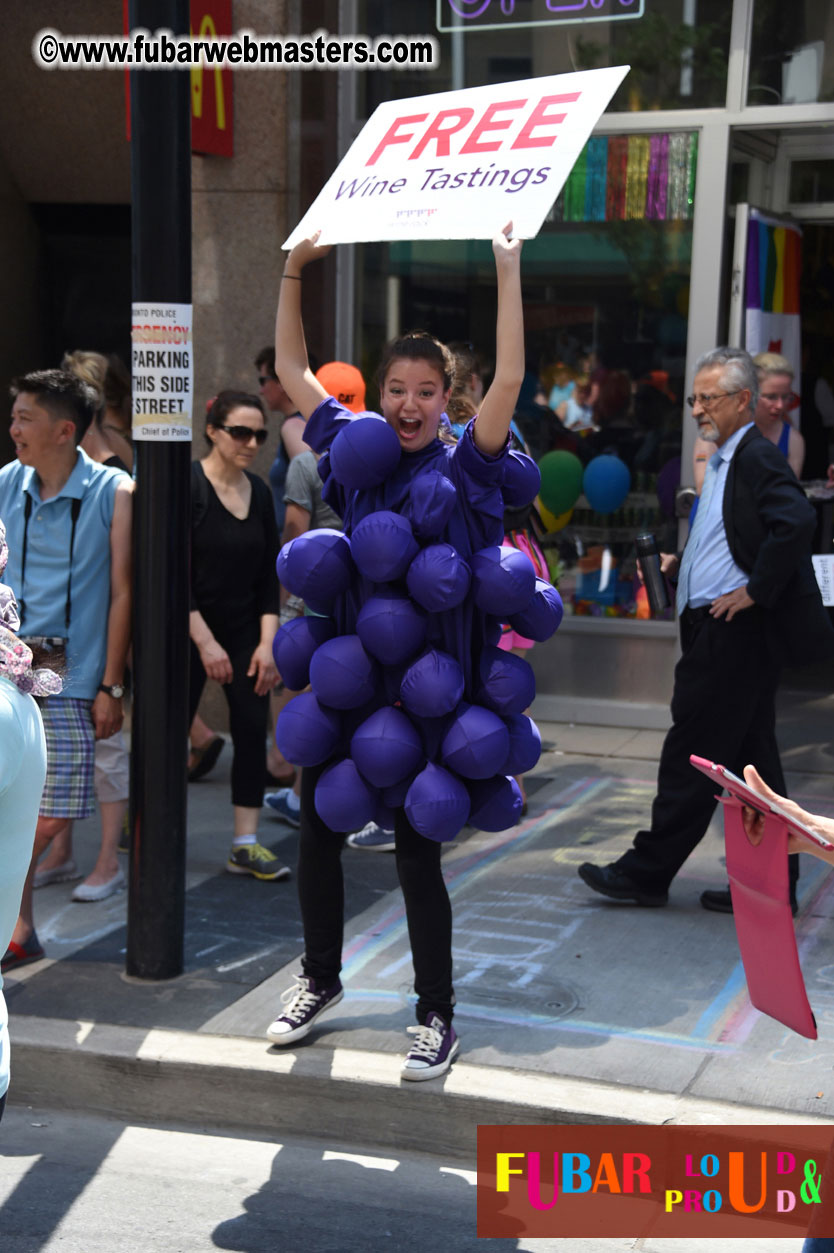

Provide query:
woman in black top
left=190, top=391, right=286, bottom=881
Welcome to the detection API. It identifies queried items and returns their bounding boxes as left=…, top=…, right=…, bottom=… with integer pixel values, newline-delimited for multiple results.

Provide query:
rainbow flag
left=744, top=210, right=802, bottom=405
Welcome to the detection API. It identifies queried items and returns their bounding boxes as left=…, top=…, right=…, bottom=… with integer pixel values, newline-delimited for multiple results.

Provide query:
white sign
left=284, top=66, right=628, bottom=248
left=813, top=554, right=834, bottom=607
left=131, top=302, right=193, bottom=442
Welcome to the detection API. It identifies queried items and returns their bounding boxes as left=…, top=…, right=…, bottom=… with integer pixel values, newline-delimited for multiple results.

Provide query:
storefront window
left=747, top=0, right=834, bottom=106
left=356, top=131, right=695, bottom=621
left=356, top=0, right=730, bottom=116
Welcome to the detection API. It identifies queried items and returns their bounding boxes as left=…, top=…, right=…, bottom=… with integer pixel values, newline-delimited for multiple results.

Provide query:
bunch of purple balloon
left=272, top=416, right=564, bottom=843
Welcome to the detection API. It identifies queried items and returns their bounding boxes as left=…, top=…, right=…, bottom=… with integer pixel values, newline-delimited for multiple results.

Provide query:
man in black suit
left=578, top=347, right=832, bottom=911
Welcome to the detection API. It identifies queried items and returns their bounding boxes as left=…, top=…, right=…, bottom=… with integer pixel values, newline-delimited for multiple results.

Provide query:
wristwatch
left=98, top=682, right=125, bottom=699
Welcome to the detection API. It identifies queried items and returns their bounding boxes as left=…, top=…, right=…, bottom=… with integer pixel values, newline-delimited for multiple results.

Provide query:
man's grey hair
left=694, top=346, right=758, bottom=415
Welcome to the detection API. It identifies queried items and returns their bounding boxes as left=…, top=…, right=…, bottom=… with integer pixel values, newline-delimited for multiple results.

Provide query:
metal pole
left=126, top=0, right=192, bottom=978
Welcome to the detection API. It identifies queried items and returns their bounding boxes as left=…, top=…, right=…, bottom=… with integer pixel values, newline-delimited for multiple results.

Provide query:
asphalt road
left=0, top=1106, right=808, bottom=1253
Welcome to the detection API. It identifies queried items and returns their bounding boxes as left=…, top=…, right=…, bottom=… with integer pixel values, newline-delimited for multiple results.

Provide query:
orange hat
left=315, top=361, right=366, bottom=414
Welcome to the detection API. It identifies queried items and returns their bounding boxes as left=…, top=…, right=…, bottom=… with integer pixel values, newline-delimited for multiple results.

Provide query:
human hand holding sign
left=741, top=763, right=834, bottom=861
left=284, top=229, right=332, bottom=276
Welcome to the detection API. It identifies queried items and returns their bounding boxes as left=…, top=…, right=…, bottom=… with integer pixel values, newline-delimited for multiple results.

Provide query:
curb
left=12, top=1017, right=831, bottom=1157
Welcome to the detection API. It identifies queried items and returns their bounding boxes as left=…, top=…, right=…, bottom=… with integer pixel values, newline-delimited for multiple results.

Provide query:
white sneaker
left=266, top=975, right=344, bottom=1044
left=346, top=822, right=395, bottom=852
left=401, top=1013, right=460, bottom=1081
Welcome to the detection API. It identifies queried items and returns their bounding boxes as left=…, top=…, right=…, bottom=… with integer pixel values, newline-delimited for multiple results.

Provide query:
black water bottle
left=635, top=532, right=671, bottom=617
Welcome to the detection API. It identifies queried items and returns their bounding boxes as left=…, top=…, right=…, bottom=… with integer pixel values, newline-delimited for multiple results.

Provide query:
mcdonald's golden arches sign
left=191, top=0, right=234, bottom=157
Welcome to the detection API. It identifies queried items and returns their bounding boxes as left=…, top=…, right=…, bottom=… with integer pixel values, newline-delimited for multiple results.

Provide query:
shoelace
left=245, top=844, right=276, bottom=861
left=279, top=980, right=320, bottom=1023
left=405, top=1023, right=443, bottom=1059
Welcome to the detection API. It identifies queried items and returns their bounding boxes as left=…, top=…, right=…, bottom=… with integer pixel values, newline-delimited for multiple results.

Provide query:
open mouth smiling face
left=381, top=358, right=451, bottom=453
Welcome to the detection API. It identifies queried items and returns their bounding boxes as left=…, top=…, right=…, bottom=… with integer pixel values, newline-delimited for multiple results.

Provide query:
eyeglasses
left=685, top=390, right=744, bottom=409
left=218, top=425, right=268, bottom=445
left=258, top=375, right=276, bottom=387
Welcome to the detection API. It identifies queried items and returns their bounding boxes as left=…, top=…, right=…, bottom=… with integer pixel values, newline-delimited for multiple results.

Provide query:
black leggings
left=189, top=635, right=268, bottom=809
left=297, top=762, right=455, bottom=1024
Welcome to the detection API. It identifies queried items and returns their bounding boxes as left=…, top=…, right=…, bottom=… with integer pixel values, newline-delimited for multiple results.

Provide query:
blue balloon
left=275, top=692, right=340, bottom=767
left=470, top=545, right=537, bottom=616
left=272, top=615, right=335, bottom=692
left=405, top=762, right=470, bottom=843
left=400, top=649, right=464, bottom=719
left=407, top=543, right=471, bottom=613
left=468, top=775, right=523, bottom=832
left=356, top=593, right=427, bottom=666
left=502, top=450, right=541, bottom=509
left=330, top=415, right=402, bottom=490
left=508, top=578, right=564, bottom=643
left=501, top=714, right=542, bottom=776
left=350, top=511, right=418, bottom=583
left=315, top=758, right=377, bottom=832
left=351, top=706, right=424, bottom=788
left=582, top=455, right=632, bottom=514
left=441, top=702, right=511, bottom=780
left=475, top=645, right=536, bottom=716
left=309, top=635, right=380, bottom=710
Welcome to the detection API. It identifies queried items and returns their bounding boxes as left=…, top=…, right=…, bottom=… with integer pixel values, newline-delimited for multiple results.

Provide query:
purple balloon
left=441, top=702, right=511, bottom=780
left=501, top=714, right=541, bottom=776
left=502, top=450, right=541, bottom=509
left=484, top=616, right=503, bottom=647
left=403, top=470, right=457, bottom=538
left=406, top=544, right=471, bottom=613
left=508, top=578, right=564, bottom=642
left=275, top=692, right=340, bottom=767
left=272, top=616, right=335, bottom=692
left=350, top=511, right=419, bottom=583
left=656, top=456, right=681, bottom=518
left=405, top=762, right=471, bottom=843
left=400, top=649, right=465, bottom=718
left=374, top=799, right=398, bottom=832
left=382, top=772, right=418, bottom=809
left=315, top=758, right=377, bottom=832
left=470, top=546, right=537, bottom=616
left=276, top=529, right=354, bottom=611
left=350, top=705, right=424, bottom=788
left=356, top=593, right=427, bottom=666
left=475, top=645, right=536, bottom=716
left=468, top=775, right=523, bottom=832
left=329, top=414, right=402, bottom=490
left=309, top=635, right=380, bottom=710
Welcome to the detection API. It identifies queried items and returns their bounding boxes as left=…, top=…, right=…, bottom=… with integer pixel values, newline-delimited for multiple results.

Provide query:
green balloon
left=537, top=450, right=585, bottom=517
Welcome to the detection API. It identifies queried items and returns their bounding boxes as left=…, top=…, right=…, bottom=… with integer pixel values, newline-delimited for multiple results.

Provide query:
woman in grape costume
left=267, top=224, right=560, bottom=1080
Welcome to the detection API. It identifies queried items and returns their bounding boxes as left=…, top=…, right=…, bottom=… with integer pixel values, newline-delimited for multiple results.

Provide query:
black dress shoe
left=700, top=886, right=798, bottom=917
left=578, top=862, right=668, bottom=907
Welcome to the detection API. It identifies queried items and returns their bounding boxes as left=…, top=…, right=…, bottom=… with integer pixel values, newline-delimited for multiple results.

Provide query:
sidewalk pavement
left=6, top=686, right=834, bottom=1169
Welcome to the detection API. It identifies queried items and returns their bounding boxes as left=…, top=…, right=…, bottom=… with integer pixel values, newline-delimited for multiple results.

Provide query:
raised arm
left=474, top=223, right=525, bottom=457
left=275, top=234, right=333, bottom=420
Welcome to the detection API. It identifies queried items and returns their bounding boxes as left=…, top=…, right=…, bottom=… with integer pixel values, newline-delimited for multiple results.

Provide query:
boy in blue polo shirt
left=0, top=370, right=133, bottom=972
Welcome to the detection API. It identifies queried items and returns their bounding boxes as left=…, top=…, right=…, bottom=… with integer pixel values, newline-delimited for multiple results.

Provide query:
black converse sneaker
left=401, top=1012, right=459, bottom=1081
left=266, top=975, right=344, bottom=1044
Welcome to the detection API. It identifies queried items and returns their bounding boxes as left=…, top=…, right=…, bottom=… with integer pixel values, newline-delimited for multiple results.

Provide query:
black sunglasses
left=218, top=425, right=268, bottom=445
left=258, top=374, right=276, bottom=386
